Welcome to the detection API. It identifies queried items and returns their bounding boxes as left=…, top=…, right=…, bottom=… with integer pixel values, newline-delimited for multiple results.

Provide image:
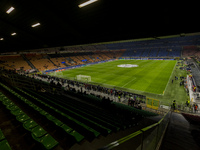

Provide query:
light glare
left=78, top=0, right=98, bottom=8
left=6, top=7, right=15, bottom=14
left=31, top=23, right=41, bottom=28
left=0, top=38, right=4, bottom=40
left=11, top=32, right=16, bottom=36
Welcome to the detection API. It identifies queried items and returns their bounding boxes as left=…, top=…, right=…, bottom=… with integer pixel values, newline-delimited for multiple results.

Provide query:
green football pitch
left=49, top=60, right=189, bottom=105
left=50, top=60, right=176, bottom=94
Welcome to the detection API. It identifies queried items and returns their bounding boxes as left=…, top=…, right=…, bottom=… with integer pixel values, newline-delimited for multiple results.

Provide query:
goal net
left=51, top=71, right=63, bottom=78
left=76, top=75, right=91, bottom=82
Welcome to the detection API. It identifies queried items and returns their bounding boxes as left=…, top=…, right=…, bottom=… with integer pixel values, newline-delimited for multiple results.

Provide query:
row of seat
left=13, top=86, right=101, bottom=139
left=114, top=102, right=158, bottom=117
left=14, top=87, right=103, bottom=137
left=29, top=90, right=122, bottom=131
left=0, top=91, right=58, bottom=150
left=44, top=93, right=123, bottom=130
left=24, top=88, right=133, bottom=131
left=67, top=93, right=131, bottom=128
left=0, top=80, right=158, bottom=149
left=0, top=82, right=86, bottom=144
left=0, top=128, right=12, bottom=150
left=72, top=92, right=157, bottom=122
left=30, top=87, right=157, bottom=130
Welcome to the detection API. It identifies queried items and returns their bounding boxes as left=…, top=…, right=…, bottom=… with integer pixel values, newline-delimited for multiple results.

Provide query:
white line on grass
left=122, top=77, right=136, bottom=88
left=162, top=61, right=177, bottom=95
left=93, top=80, right=163, bottom=95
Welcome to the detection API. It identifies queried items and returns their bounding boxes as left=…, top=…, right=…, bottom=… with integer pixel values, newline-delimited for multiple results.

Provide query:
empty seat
left=52, top=119, right=63, bottom=126
left=6, top=105, right=19, bottom=111
left=69, top=130, right=84, bottom=143
left=0, top=130, right=5, bottom=141
left=0, top=140, right=12, bottom=150
left=16, top=114, right=31, bottom=123
left=32, top=126, right=47, bottom=138
left=34, top=134, right=58, bottom=150
left=61, top=124, right=84, bottom=142
left=11, top=109, right=24, bottom=116
left=23, top=120, right=38, bottom=131
left=46, top=114, right=56, bottom=121
left=61, top=124, right=73, bottom=133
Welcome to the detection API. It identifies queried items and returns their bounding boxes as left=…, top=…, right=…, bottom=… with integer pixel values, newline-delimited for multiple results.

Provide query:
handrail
left=99, top=111, right=170, bottom=150
left=99, top=130, right=142, bottom=150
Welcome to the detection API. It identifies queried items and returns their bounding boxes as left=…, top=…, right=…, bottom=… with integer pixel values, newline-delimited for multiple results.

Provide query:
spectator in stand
left=128, top=98, right=131, bottom=106
left=186, top=99, right=190, bottom=107
left=194, top=104, right=198, bottom=113
left=57, top=82, right=62, bottom=87
left=118, top=95, right=121, bottom=102
left=130, top=95, right=135, bottom=107
left=194, top=86, right=196, bottom=92
left=172, top=100, right=176, bottom=111
left=136, top=104, right=142, bottom=110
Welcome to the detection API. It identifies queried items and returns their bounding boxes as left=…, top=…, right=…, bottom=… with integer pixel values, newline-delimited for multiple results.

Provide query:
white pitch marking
left=163, top=61, right=177, bottom=95
left=122, top=77, right=136, bottom=88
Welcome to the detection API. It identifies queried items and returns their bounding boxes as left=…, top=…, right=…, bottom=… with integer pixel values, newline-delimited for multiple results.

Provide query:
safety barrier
left=99, top=111, right=170, bottom=150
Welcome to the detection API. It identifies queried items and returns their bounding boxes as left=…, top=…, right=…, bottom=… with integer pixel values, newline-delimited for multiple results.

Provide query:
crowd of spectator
left=32, top=74, right=146, bottom=108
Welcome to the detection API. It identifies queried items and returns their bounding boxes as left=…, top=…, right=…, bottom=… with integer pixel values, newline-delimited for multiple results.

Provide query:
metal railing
left=99, top=111, right=171, bottom=150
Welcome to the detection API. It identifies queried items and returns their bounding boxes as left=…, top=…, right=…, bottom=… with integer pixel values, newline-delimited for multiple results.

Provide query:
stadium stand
left=25, top=54, right=57, bottom=71
left=0, top=55, right=31, bottom=70
left=0, top=126, right=12, bottom=150
left=0, top=68, right=159, bottom=149
left=0, top=90, right=59, bottom=149
left=182, top=46, right=200, bottom=57
left=148, top=48, right=159, bottom=57
left=2, top=33, right=200, bottom=149
left=3, top=33, right=200, bottom=72
left=182, top=113, right=200, bottom=125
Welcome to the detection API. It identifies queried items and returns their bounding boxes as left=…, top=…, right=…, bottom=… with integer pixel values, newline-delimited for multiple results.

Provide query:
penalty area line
left=122, top=77, right=136, bottom=88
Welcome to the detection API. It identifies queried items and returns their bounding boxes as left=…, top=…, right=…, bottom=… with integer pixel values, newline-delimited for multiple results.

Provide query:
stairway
left=21, top=54, right=38, bottom=71
left=160, top=112, right=200, bottom=150
left=46, top=55, right=58, bottom=68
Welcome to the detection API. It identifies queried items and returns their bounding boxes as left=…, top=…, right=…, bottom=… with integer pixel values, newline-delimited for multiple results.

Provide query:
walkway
left=160, top=112, right=200, bottom=150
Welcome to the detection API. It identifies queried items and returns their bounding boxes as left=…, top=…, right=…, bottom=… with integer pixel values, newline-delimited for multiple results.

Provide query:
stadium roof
left=0, top=0, right=199, bottom=52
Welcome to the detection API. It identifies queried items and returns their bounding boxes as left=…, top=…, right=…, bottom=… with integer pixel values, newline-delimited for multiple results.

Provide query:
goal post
left=76, top=75, right=91, bottom=82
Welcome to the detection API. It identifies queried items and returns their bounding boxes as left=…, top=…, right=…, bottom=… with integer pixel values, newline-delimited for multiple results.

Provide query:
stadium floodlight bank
left=76, top=75, right=91, bottom=82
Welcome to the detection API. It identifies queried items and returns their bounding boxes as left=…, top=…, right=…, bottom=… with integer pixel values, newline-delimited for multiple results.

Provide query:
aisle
left=160, top=112, right=200, bottom=150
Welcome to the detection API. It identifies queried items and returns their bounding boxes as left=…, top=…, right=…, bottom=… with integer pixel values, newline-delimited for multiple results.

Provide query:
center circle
left=117, top=64, right=138, bottom=68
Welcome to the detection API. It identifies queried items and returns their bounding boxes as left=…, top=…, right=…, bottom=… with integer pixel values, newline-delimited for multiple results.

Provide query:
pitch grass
left=50, top=60, right=188, bottom=106
left=51, top=60, right=175, bottom=94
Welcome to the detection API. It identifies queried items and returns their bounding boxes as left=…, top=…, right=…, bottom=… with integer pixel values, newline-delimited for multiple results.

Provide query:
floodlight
left=78, top=0, right=98, bottom=8
left=11, top=32, right=16, bottom=36
left=0, top=38, right=4, bottom=40
left=6, top=7, right=15, bottom=14
left=31, top=23, right=41, bottom=28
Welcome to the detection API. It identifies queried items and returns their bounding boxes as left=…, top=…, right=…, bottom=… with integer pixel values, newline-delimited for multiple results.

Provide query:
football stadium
left=0, top=1, right=200, bottom=150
